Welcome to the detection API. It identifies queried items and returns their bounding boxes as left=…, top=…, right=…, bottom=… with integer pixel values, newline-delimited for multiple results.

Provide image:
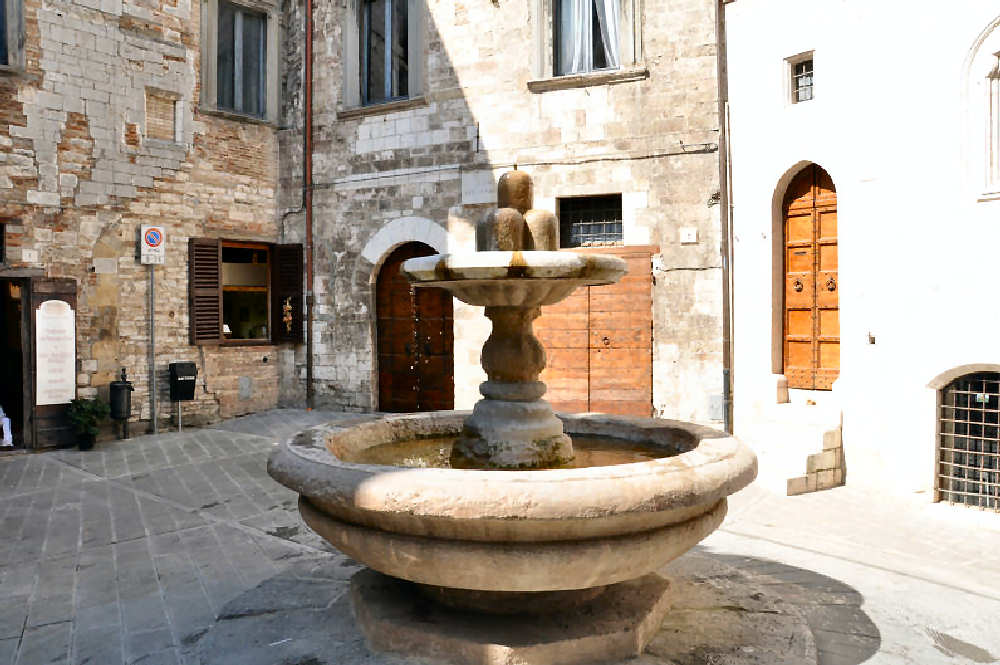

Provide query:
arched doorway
left=782, top=164, right=839, bottom=390
left=375, top=242, right=454, bottom=412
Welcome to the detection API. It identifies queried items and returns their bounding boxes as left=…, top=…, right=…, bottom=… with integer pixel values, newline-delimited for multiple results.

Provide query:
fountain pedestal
left=452, top=305, right=572, bottom=468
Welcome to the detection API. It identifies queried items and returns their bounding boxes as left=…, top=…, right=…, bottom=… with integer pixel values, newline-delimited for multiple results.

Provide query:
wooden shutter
left=271, top=243, right=303, bottom=344
left=189, top=237, right=222, bottom=345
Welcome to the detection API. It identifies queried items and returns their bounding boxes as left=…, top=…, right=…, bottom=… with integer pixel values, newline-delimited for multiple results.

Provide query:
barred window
left=938, top=372, right=1000, bottom=510
left=793, top=59, right=813, bottom=103
left=558, top=194, right=622, bottom=248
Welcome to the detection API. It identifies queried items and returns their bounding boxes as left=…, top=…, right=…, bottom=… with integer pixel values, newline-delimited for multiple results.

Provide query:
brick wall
left=0, top=0, right=286, bottom=430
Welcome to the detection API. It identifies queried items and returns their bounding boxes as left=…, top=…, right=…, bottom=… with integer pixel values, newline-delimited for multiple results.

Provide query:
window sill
left=143, top=138, right=187, bottom=152
left=197, top=105, right=275, bottom=127
left=527, top=67, right=649, bottom=93
left=337, top=96, right=428, bottom=120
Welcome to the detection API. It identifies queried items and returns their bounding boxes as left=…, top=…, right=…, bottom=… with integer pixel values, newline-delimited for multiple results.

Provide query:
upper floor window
left=987, top=54, right=999, bottom=189
left=217, top=1, right=267, bottom=117
left=199, top=0, right=279, bottom=122
left=1, top=2, right=7, bottom=67
left=555, top=0, right=619, bottom=76
left=360, top=0, right=408, bottom=105
left=792, top=59, right=814, bottom=103
left=0, top=0, right=24, bottom=71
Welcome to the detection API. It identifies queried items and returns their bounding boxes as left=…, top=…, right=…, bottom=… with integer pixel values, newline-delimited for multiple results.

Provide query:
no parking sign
left=141, top=225, right=165, bottom=264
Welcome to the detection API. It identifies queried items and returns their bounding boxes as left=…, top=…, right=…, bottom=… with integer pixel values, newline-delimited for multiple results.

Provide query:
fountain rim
left=275, top=411, right=747, bottom=482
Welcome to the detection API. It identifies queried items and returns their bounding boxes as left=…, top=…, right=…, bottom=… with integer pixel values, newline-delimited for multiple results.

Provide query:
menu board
left=36, top=299, right=76, bottom=406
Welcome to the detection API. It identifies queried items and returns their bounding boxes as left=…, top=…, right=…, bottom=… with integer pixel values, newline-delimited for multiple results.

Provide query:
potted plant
left=67, top=397, right=110, bottom=450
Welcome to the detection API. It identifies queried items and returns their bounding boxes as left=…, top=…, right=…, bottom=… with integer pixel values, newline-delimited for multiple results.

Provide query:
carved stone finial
left=497, top=170, right=532, bottom=214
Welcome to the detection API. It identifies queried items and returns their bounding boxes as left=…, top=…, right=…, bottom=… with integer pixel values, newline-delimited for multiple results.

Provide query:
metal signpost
left=140, top=226, right=165, bottom=434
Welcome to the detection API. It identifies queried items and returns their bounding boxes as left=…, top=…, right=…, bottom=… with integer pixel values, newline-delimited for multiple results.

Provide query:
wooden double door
left=375, top=243, right=454, bottom=412
left=783, top=164, right=839, bottom=390
left=535, top=246, right=654, bottom=416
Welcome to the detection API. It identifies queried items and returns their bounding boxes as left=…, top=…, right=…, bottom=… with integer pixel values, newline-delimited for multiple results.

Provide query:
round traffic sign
left=144, top=228, right=163, bottom=248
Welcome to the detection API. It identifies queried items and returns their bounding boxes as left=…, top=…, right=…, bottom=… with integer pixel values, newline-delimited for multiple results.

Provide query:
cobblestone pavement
left=1, top=409, right=998, bottom=665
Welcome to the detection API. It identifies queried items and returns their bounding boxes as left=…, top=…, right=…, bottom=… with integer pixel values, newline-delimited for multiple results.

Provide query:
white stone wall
left=725, top=1, right=1000, bottom=493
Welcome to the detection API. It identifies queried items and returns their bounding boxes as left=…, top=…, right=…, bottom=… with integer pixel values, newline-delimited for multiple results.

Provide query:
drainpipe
left=304, top=0, right=315, bottom=409
left=716, top=0, right=734, bottom=433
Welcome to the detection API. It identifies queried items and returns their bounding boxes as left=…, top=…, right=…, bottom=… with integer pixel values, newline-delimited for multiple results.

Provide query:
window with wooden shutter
left=189, top=238, right=222, bottom=345
left=271, top=243, right=303, bottom=344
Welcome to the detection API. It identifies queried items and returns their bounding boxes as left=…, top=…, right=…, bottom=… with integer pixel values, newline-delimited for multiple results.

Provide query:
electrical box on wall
left=679, top=227, right=698, bottom=244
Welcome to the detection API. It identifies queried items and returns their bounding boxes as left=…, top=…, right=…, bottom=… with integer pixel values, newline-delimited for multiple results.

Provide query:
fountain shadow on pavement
left=192, top=547, right=880, bottom=665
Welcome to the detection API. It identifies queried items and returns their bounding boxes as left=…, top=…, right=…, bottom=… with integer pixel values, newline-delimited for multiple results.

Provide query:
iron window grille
left=217, top=1, right=267, bottom=118
left=937, top=371, right=1000, bottom=511
left=558, top=194, right=623, bottom=248
left=793, top=59, right=813, bottom=103
left=360, top=0, right=408, bottom=105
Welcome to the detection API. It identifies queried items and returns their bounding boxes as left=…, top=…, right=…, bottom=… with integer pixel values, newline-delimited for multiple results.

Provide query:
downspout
left=304, top=0, right=315, bottom=409
left=715, top=0, right=734, bottom=433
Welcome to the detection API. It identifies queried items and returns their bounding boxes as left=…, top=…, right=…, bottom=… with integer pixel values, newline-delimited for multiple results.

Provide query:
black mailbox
left=168, top=362, right=197, bottom=401
left=109, top=368, right=134, bottom=420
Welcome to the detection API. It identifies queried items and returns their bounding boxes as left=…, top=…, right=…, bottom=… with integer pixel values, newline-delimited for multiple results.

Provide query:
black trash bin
left=168, top=362, right=198, bottom=401
left=109, top=368, right=134, bottom=438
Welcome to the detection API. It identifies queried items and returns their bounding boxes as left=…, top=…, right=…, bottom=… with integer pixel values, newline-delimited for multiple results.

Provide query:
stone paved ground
left=1, top=409, right=998, bottom=665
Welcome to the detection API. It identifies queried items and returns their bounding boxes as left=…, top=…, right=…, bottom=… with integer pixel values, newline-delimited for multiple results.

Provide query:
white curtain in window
left=593, top=0, right=620, bottom=69
left=558, top=0, right=590, bottom=75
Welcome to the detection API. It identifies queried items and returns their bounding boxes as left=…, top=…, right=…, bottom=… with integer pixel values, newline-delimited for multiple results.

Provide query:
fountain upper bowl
left=401, top=251, right=627, bottom=306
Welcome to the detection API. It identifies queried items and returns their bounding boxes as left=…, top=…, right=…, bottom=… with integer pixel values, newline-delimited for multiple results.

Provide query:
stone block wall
left=280, top=0, right=726, bottom=422
left=1, top=0, right=286, bottom=431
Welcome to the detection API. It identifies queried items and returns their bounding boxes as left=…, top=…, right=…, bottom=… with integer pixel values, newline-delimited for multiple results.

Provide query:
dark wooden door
left=536, top=246, right=655, bottom=417
left=376, top=243, right=454, bottom=412
left=29, top=277, right=78, bottom=448
left=783, top=164, right=839, bottom=390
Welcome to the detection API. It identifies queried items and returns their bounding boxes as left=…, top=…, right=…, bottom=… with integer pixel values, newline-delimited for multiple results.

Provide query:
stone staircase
left=736, top=396, right=844, bottom=496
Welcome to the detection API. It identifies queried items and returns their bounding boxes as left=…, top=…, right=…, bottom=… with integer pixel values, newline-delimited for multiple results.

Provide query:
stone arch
left=360, top=217, right=449, bottom=282
left=927, top=363, right=1000, bottom=390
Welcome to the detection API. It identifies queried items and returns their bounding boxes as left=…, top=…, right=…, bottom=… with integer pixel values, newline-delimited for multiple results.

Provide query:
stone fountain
left=268, top=170, right=757, bottom=665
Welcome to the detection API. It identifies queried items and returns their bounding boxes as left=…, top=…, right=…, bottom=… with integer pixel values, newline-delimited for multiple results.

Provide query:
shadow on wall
left=190, top=546, right=883, bottom=665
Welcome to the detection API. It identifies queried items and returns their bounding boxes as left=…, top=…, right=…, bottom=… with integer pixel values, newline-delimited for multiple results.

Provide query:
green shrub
left=67, top=397, right=110, bottom=439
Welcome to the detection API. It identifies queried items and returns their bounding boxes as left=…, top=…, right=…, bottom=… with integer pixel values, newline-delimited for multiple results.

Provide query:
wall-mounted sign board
left=35, top=299, right=76, bottom=406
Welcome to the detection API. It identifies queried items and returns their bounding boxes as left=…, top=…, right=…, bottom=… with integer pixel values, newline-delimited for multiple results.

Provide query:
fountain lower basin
left=267, top=411, right=756, bottom=594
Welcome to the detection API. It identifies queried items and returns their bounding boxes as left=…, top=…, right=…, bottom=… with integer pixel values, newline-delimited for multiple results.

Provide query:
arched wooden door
left=375, top=243, right=454, bottom=412
left=783, top=164, right=839, bottom=390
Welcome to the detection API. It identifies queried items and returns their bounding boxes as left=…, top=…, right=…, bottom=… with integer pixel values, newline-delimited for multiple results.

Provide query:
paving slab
left=1, top=409, right=998, bottom=665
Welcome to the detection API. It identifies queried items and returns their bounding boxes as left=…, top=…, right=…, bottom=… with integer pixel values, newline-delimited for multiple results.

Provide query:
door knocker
left=793, top=279, right=804, bottom=292
left=826, top=277, right=837, bottom=292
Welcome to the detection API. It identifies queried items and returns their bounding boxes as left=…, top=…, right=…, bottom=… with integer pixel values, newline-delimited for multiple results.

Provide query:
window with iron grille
left=792, top=59, right=813, bottom=103
left=558, top=194, right=622, bottom=248
left=938, top=372, right=1000, bottom=511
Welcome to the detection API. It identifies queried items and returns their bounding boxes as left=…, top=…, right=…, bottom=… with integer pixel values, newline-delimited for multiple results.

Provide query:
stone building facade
left=280, top=0, right=728, bottom=422
left=0, top=0, right=292, bottom=445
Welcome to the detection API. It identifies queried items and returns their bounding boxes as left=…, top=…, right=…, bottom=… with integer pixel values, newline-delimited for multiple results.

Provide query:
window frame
left=199, top=0, right=280, bottom=123
left=188, top=237, right=303, bottom=347
left=343, top=0, right=424, bottom=111
left=221, top=241, right=272, bottom=345
left=553, top=0, right=619, bottom=77
left=785, top=51, right=815, bottom=106
left=530, top=0, right=642, bottom=87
